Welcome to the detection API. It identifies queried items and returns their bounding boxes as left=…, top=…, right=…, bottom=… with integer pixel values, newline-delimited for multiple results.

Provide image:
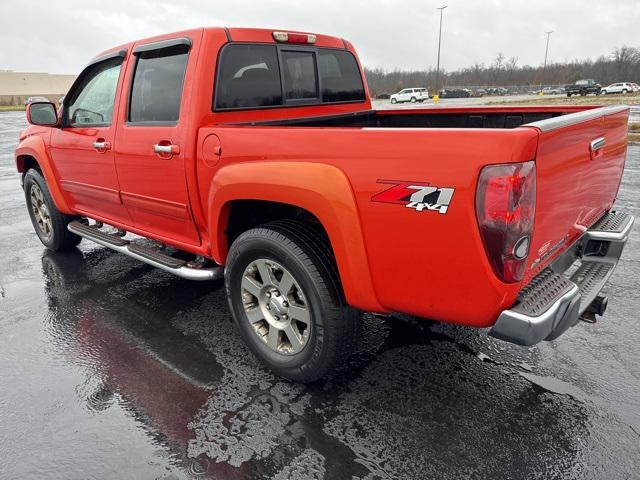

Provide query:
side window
left=66, top=58, right=122, bottom=126
left=281, top=50, right=319, bottom=101
left=215, top=44, right=282, bottom=110
left=129, top=45, right=189, bottom=123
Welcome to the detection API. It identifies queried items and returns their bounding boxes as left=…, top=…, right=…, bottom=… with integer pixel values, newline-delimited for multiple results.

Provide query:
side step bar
left=68, top=221, right=223, bottom=281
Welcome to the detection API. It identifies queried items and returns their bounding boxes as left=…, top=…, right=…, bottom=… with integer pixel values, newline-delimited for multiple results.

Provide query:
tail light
left=476, top=161, right=536, bottom=283
left=272, top=31, right=317, bottom=44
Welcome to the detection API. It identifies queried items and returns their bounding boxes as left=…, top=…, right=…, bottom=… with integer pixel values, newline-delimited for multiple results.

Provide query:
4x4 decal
left=372, top=180, right=455, bottom=214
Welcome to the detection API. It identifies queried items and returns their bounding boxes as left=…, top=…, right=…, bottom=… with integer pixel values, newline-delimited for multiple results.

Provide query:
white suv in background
left=390, top=88, right=429, bottom=104
left=600, top=82, right=635, bottom=94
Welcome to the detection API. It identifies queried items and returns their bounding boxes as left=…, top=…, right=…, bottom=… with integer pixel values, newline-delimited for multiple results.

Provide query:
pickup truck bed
left=242, top=106, right=574, bottom=128
left=203, top=104, right=630, bottom=332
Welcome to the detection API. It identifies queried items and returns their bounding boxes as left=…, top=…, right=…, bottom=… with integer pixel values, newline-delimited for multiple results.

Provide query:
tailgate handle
left=590, top=137, right=605, bottom=158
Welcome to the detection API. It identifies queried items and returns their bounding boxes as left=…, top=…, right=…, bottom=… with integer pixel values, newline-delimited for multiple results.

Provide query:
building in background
left=0, top=70, right=76, bottom=106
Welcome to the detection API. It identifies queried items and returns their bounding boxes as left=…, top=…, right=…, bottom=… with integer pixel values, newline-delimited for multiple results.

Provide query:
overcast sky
left=1, top=0, right=638, bottom=75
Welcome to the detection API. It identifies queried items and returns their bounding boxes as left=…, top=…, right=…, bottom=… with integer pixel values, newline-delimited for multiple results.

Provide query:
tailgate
left=524, top=105, right=629, bottom=279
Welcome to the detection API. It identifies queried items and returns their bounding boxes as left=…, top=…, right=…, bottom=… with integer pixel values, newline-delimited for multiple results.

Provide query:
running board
left=68, top=221, right=223, bottom=281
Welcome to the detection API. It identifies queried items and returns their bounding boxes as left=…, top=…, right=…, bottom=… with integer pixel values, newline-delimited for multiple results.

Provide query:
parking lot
left=1, top=110, right=639, bottom=479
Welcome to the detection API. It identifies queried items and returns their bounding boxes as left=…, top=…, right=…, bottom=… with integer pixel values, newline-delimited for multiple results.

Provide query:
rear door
left=50, top=52, right=131, bottom=225
left=114, top=36, right=200, bottom=247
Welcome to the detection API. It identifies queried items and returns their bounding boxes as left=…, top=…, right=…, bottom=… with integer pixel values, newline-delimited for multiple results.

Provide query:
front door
left=50, top=54, right=131, bottom=225
left=114, top=38, right=200, bottom=247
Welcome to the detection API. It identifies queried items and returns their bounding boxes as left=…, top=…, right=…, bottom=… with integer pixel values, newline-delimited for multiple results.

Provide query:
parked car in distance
left=566, top=79, right=601, bottom=97
left=631, top=83, right=640, bottom=92
left=541, top=87, right=564, bottom=95
left=24, top=96, right=50, bottom=106
left=390, top=88, right=429, bottom=104
left=17, top=27, right=634, bottom=382
left=376, top=93, right=391, bottom=100
left=439, top=88, right=471, bottom=98
left=485, top=87, right=509, bottom=96
left=600, top=82, right=635, bottom=95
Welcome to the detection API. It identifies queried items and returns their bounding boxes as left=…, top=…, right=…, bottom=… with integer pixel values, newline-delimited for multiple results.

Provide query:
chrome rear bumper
left=490, top=211, right=634, bottom=346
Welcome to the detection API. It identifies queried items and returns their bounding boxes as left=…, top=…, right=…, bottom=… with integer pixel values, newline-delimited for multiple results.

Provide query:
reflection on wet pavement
left=1, top=111, right=639, bottom=479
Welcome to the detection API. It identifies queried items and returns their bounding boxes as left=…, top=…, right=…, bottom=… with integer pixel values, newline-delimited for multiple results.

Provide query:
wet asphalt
left=0, top=110, right=639, bottom=480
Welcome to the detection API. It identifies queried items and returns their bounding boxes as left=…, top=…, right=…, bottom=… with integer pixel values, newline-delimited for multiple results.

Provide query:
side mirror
left=26, top=102, right=58, bottom=126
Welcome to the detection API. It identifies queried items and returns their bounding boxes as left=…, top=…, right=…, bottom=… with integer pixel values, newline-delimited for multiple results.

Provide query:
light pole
left=434, top=5, right=447, bottom=104
left=540, top=30, right=553, bottom=95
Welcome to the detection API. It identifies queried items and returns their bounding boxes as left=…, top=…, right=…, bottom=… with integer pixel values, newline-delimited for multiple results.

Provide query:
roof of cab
left=89, top=26, right=348, bottom=66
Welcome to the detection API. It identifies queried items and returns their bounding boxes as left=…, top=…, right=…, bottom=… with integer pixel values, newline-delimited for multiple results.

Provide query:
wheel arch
left=16, top=136, right=72, bottom=214
left=208, top=161, right=384, bottom=312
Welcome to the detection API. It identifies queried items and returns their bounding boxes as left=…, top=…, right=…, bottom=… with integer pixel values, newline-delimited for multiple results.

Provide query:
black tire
left=410, top=97, right=417, bottom=103
left=567, top=92, right=572, bottom=97
left=390, top=98, right=397, bottom=104
left=225, top=220, right=360, bottom=382
left=622, top=89, right=628, bottom=94
left=24, top=169, right=81, bottom=251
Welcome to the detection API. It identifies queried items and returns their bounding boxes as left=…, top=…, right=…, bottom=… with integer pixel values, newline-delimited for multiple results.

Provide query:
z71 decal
left=372, top=180, right=455, bottom=214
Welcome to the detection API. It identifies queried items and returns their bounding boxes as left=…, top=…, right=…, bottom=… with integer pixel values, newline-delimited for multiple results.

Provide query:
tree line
left=364, top=46, right=640, bottom=96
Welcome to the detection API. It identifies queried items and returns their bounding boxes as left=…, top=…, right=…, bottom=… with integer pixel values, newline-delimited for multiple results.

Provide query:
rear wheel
left=622, top=89, right=628, bottom=94
left=24, top=169, right=81, bottom=251
left=225, top=220, right=359, bottom=382
left=410, top=97, right=417, bottom=103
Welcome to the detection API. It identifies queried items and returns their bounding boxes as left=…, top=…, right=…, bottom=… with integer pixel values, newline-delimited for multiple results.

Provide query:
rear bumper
left=490, top=211, right=634, bottom=346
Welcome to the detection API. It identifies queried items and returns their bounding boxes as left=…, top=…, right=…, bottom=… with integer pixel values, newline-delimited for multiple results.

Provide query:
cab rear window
left=281, top=50, right=319, bottom=101
left=214, top=44, right=282, bottom=109
left=318, top=49, right=365, bottom=102
left=214, top=44, right=365, bottom=111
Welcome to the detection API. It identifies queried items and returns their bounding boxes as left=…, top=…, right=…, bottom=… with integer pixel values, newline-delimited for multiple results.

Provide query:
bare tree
left=364, top=45, right=640, bottom=96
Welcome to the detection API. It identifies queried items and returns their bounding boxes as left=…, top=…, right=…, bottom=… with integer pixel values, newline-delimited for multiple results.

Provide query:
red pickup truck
left=17, top=27, right=634, bottom=382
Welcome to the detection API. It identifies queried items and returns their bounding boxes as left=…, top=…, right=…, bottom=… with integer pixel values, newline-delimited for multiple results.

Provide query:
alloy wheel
left=30, top=183, right=52, bottom=240
left=241, top=259, right=311, bottom=355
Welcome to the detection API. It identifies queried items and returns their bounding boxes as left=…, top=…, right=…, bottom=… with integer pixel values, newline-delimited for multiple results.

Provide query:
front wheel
left=410, top=97, right=417, bottom=103
left=390, top=98, right=397, bottom=104
left=622, top=89, right=628, bottom=94
left=24, top=169, right=81, bottom=251
left=225, top=221, right=360, bottom=383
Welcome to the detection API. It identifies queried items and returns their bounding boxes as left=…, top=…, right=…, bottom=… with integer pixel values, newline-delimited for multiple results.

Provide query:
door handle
left=93, top=140, right=112, bottom=152
left=590, top=137, right=605, bottom=159
left=153, top=144, right=180, bottom=155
